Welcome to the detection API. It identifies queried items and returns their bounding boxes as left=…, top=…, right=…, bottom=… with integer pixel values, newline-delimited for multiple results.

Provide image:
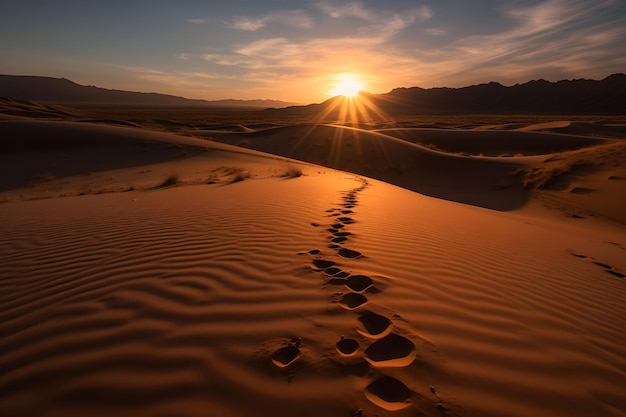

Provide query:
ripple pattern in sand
left=0, top=179, right=363, bottom=417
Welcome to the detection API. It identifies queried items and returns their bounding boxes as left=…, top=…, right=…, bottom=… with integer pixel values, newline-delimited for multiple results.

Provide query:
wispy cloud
left=436, top=0, right=626, bottom=84
left=424, top=28, right=447, bottom=36
left=193, top=1, right=443, bottom=99
left=317, top=1, right=432, bottom=37
left=200, top=33, right=427, bottom=100
left=121, top=65, right=246, bottom=99
left=317, top=1, right=373, bottom=20
left=232, top=17, right=266, bottom=31
left=231, top=10, right=313, bottom=31
left=186, top=18, right=207, bottom=24
left=132, top=1, right=626, bottom=100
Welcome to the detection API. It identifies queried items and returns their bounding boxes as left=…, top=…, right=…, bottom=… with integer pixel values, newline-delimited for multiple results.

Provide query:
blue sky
left=1, top=0, right=625, bottom=102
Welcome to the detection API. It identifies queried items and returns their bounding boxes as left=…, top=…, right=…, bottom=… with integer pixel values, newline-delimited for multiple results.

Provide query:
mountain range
left=273, top=73, right=626, bottom=115
left=0, top=75, right=299, bottom=108
left=1, top=73, right=625, bottom=114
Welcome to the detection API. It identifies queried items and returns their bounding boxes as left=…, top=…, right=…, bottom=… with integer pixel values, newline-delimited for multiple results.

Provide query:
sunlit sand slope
left=1, top=176, right=624, bottom=417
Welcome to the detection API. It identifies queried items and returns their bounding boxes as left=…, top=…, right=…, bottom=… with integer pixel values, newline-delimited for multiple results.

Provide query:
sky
left=1, top=0, right=625, bottom=103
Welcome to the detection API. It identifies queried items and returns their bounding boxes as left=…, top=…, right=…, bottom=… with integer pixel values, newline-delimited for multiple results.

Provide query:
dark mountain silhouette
left=0, top=75, right=298, bottom=108
left=2, top=74, right=624, bottom=113
left=270, top=74, right=626, bottom=116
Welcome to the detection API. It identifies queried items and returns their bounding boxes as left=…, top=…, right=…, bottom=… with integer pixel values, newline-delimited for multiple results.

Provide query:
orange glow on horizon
left=315, top=90, right=393, bottom=128
left=329, top=74, right=365, bottom=98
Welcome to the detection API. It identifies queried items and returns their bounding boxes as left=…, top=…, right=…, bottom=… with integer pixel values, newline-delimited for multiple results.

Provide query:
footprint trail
left=275, top=176, right=450, bottom=415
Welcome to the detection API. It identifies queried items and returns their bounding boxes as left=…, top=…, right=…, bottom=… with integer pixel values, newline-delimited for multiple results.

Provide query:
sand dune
left=1, top=103, right=625, bottom=417
left=375, top=127, right=609, bottom=155
left=519, top=120, right=626, bottom=138
left=0, top=120, right=310, bottom=200
left=202, top=124, right=535, bottom=210
left=0, top=97, right=78, bottom=120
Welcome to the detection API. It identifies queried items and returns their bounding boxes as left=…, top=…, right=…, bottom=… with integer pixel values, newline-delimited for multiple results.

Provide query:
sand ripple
left=0, top=178, right=363, bottom=417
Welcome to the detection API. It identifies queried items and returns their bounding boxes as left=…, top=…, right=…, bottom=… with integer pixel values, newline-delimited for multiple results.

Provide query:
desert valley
left=1, top=72, right=625, bottom=417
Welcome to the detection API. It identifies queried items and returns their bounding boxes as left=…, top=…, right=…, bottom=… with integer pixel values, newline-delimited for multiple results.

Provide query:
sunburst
left=329, top=75, right=364, bottom=98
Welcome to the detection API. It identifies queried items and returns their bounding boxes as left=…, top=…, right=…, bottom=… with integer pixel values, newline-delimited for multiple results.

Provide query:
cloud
left=424, top=28, right=447, bottom=36
left=175, top=0, right=626, bottom=100
left=317, top=1, right=373, bottom=20
left=317, top=2, right=432, bottom=23
left=423, top=0, right=626, bottom=85
left=121, top=65, right=245, bottom=99
left=233, top=17, right=266, bottom=31
left=317, top=1, right=432, bottom=27
left=316, top=2, right=433, bottom=41
left=199, top=32, right=434, bottom=100
left=196, top=3, right=438, bottom=99
left=186, top=18, right=207, bottom=24
left=231, top=10, right=313, bottom=31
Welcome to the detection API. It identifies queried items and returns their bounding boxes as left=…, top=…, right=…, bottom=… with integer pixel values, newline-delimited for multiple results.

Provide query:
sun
left=330, top=75, right=364, bottom=98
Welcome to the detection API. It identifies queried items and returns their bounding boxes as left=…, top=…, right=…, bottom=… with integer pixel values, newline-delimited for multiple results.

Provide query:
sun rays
left=329, top=75, right=364, bottom=98
left=280, top=72, right=404, bottom=173
left=316, top=91, right=394, bottom=128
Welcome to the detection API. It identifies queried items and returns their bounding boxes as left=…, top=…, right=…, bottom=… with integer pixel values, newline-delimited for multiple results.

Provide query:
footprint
left=364, top=333, right=416, bottom=367
left=596, top=264, right=625, bottom=278
left=338, top=248, right=362, bottom=259
left=332, top=237, right=348, bottom=244
left=324, top=267, right=344, bottom=276
left=569, top=251, right=625, bottom=279
left=339, top=292, right=369, bottom=310
left=588, top=257, right=625, bottom=279
left=593, top=261, right=612, bottom=269
left=327, top=277, right=348, bottom=285
left=364, top=376, right=412, bottom=411
left=605, top=241, right=626, bottom=250
left=338, top=217, right=355, bottom=224
left=271, top=339, right=302, bottom=368
left=333, top=231, right=353, bottom=237
left=336, top=336, right=360, bottom=356
left=607, top=270, right=625, bottom=278
left=312, top=259, right=336, bottom=270
left=357, top=313, right=393, bottom=339
left=331, top=223, right=345, bottom=229
left=570, top=187, right=595, bottom=195
left=346, top=275, right=373, bottom=293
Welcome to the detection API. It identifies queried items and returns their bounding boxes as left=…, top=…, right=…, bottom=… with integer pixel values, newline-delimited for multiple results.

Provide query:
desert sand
left=1, top=99, right=625, bottom=417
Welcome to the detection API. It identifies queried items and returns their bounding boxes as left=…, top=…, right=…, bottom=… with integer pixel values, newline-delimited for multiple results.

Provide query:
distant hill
left=0, top=75, right=298, bottom=108
left=270, top=74, right=626, bottom=116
